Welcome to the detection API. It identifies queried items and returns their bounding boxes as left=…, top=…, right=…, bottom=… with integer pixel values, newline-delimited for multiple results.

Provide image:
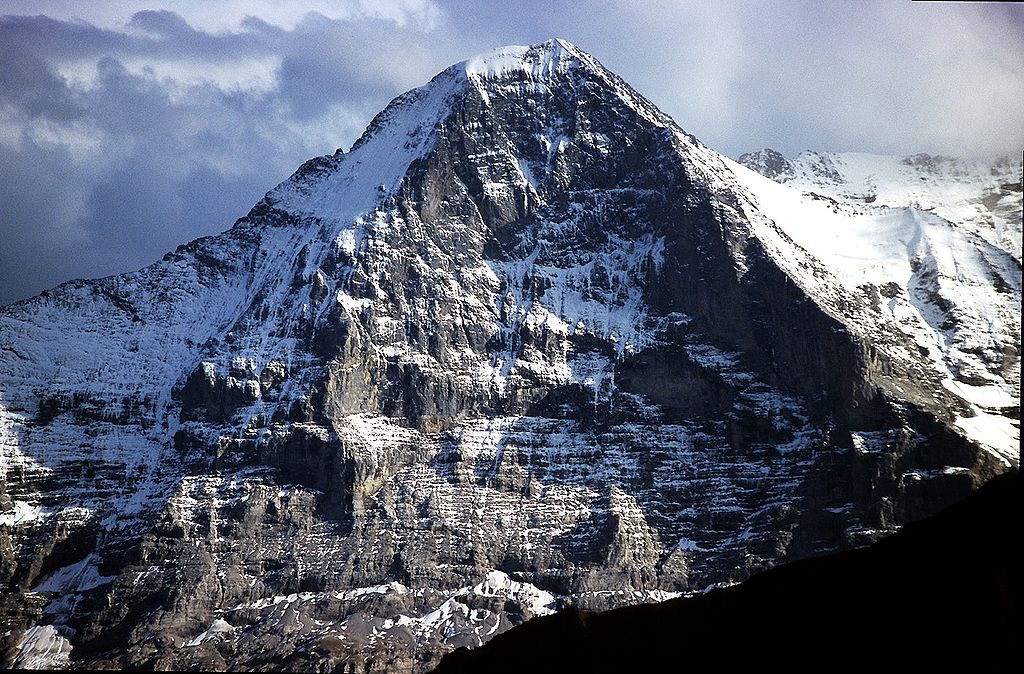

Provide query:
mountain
left=433, top=470, right=1021, bottom=673
left=1, top=40, right=1019, bottom=672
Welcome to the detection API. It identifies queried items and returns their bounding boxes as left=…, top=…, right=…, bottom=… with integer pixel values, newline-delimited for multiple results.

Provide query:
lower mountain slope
left=433, top=469, right=1021, bottom=673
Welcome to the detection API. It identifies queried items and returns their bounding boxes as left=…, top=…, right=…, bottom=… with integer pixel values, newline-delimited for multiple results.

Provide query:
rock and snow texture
left=736, top=149, right=1021, bottom=463
left=1, top=40, right=1019, bottom=672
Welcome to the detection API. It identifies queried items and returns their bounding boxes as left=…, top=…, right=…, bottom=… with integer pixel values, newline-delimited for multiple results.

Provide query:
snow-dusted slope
left=733, top=150, right=1021, bottom=462
left=738, top=149, right=1022, bottom=262
left=1, top=40, right=1019, bottom=672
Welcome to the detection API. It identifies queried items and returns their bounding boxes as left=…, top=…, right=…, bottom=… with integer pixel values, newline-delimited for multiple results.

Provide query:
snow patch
left=33, top=554, right=115, bottom=593
left=186, top=618, right=236, bottom=647
left=464, top=39, right=583, bottom=82
left=12, top=625, right=72, bottom=669
left=0, top=499, right=46, bottom=526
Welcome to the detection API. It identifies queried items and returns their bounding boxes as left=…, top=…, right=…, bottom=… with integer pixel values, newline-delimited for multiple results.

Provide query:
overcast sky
left=1, top=1, right=1022, bottom=305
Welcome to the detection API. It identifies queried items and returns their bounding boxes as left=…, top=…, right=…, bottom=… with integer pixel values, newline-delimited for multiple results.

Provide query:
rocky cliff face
left=1, top=40, right=1019, bottom=671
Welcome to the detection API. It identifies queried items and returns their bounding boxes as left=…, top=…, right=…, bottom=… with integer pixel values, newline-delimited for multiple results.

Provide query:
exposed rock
left=432, top=471, right=1021, bottom=673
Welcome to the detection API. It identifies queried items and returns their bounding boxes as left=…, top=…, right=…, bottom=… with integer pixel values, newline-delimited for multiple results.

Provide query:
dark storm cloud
left=0, top=9, right=445, bottom=304
left=0, top=10, right=281, bottom=62
left=0, top=139, right=88, bottom=300
left=0, top=57, right=291, bottom=303
left=0, top=47, right=83, bottom=121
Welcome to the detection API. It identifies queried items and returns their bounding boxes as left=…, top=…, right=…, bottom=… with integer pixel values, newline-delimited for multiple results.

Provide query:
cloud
left=702, top=0, right=1024, bottom=158
left=0, top=1, right=1021, bottom=305
left=0, top=47, right=84, bottom=121
left=0, top=0, right=445, bottom=31
left=0, top=7, right=450, bottom=304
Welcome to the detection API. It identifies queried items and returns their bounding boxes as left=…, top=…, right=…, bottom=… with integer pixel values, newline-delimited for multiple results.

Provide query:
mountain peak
left=736, top=148, right=793, bottom=180
left=459, top=38, right=592, bottom=82
left=276, top=38, right=665, bottom=219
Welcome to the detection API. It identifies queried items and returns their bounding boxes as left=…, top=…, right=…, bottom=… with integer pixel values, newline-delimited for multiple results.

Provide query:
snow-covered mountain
left=736, top=149, right=1021, bottom=461
left=1, top=40, right=1019, bottom=671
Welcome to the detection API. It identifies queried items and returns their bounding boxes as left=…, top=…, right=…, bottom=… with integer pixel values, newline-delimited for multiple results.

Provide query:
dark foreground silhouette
left=433, top=471, right=1020, bottom=673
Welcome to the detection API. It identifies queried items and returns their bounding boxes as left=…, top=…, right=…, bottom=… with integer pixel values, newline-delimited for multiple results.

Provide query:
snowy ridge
left=272, top=69, right=463, bottom=219
left=181, top=567, right=676, bottom=657
left=738, top=149, right=1023, bottom=262
left=464, top=39, right=585, bottom=81
left=724, top=156, right=1020, bottom=463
